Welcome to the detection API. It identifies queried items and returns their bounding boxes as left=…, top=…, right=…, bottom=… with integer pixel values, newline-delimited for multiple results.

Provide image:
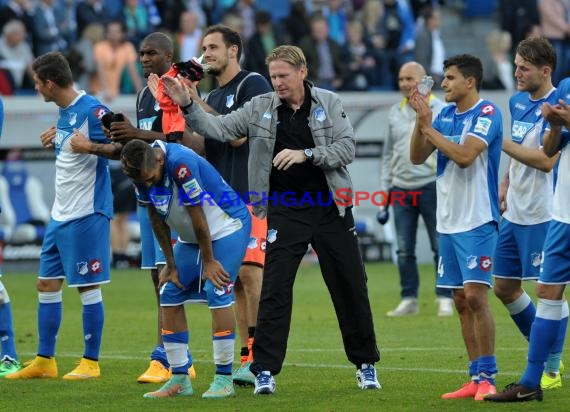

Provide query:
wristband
left=181, top=100, right=194, bottom=114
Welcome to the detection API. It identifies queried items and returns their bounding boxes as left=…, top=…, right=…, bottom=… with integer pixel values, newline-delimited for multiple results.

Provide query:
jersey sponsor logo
left=441, top=117, right=453, bottom=122
left=479, top=256, right=492, bottom=271
left=154, top=101, right=160, bottom=111
left=94, top=107, right=107, bottom=120
left=263, top=111, right=272, bottom=119
left=474, top=117, right=492, bottom=136
left=511, top=120, right=534, bottom=143
left=175, top=164, right=191, bottom=181
left=77, top=261, right=89, bottom=276
left=226, top=94, right=235, bottom=108
left=445, top=134, right=461, bottom=144
left=466, top=255, right=478, bottom=270
left=514, top=102, right=526, bottom=111
left=314, top=107, right=326, bottom=122
left=138, top=116, right=157, bottom=131
left=247, top=236, right=258, bottom=249
left=90, top=259, right=102, bottom=273
left=481, top=104, right=495, bottom=116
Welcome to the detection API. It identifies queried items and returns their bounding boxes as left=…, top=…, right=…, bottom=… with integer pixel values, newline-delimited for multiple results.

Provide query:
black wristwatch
left=181, top=100, right=194, bottom=114
left=304, top=148, right=314, bottom=162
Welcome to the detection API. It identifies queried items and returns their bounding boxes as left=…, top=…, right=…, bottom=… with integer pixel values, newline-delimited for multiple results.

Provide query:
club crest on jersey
left=175, top=164, right=191, bottom=180
left=267, top=229, right=278, bottom=244
left=154, top=101, right=160, bottom=111
left=466, top=255, right=478, bottom=270
left=314, top=107, right=326, bottom=122
left=226, top=94, right=235, bottom=108
left=248, top=236, right=258, bottom=249
left=68, top=112, right=77, bottom=126
left=77, top=261, right=89, bottom=276
left=480, top=256, right=492, bottom=271
left=531, top=252, right=542, bottom=267
left=90, top=259, right=102, bottom=273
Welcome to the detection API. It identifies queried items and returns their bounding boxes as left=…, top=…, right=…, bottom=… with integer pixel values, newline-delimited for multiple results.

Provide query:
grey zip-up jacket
left=183, top=83, right=355, bottom=218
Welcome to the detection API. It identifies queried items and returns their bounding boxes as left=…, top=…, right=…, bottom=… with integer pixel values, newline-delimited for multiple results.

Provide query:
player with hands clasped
left=409, top=54, right=503, bottom=401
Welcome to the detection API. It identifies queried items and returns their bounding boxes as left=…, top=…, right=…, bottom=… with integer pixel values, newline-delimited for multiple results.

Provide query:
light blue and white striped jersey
left=52, top=91, right=113, bottom=221
left=504, top=88, right=557, bottom=225
left=432, top=99, right=503, bottom=233
left=136, top=141, right=249, bottom=243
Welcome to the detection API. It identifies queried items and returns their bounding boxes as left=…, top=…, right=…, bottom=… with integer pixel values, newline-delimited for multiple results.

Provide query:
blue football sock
left=38, top=291, right=63, bottom=357
left=520, top=299, right=563, bottom=388
left=545, top=301, right=569, bottom=374
left=468, top=359, right=479, bottom=382
left=505, top=291, right=535, bottom=341
left=150, top=344, right=170, bottom=368
left=0, top=299, right=17, bottom=360
left=477, top=355, right=497, bottom=385
left=81, top=290, right=104, bottom=360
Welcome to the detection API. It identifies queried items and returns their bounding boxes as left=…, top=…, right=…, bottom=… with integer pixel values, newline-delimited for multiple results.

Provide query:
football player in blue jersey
left=101, top=32, right=200, bottom=384
left=490, top=37, right=565, bottom=392
left=0, top=96, right=21, bottom=378
left=485, top=77, right=570, bottom=403
left=120, top=139, right=251, bottom=399
left=410, top=54, right=502, bottom=401
left=6, top=51, right=117, bottom=380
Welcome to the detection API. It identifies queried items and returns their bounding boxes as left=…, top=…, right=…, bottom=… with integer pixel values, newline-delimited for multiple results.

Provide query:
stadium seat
left=0, top=160, right=50, bottom=244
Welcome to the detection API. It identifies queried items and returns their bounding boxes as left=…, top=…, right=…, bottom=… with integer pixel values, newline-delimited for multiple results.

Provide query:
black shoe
left=484, top=382, right=543, bottom=402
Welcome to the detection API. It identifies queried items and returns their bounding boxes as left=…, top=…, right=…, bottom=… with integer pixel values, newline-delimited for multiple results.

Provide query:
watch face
left=305, top=148, right=313, bottom=158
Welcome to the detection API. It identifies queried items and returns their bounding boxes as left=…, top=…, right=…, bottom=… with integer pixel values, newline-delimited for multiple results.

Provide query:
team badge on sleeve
left=175, top=164, right=191, bottom=181
left=93, top=107, right=108, bottom=120
left=474, top=117, right=492, bottom=136
left=480, top=104, right=495, bottom=116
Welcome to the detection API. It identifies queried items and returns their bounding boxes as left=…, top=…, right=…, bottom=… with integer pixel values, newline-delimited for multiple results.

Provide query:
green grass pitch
left=1, top=262, right=568, bottom=411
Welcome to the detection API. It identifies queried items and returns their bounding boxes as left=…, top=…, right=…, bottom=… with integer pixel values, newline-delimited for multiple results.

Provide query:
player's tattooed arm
left=69, top=129, right=123, bottom=159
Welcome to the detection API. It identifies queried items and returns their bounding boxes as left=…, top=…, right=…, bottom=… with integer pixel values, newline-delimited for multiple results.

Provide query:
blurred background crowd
left=0, top=0, right=567, bottom=98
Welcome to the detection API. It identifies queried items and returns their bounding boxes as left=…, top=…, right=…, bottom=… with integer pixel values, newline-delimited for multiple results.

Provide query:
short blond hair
left=265, top=45, right=307, bottom=69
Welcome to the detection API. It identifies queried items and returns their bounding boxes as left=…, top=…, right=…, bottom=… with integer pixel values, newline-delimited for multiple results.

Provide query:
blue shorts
left=138, top=204, right=177, bottom=269
left=160, top=222, right=250, bottom=309
left=437, top=222, right=498, bottom=289
left=39, top=214, right=110, bottom=287
left=493, top=219, right=548, bottom=280
left=539, top=220, right=570, bottom=285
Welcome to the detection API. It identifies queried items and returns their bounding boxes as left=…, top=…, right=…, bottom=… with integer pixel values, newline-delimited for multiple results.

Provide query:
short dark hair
left=203, top=24, right=243, bottom=61
left=141, top=31, right=174, bottom=54
left=32, top=51, right=74, bottom=87
left=443, top=54, right=483, bottom=91
left=121, top=140, right=155, bottom=180
left=516, top=37, right=557, bottom=72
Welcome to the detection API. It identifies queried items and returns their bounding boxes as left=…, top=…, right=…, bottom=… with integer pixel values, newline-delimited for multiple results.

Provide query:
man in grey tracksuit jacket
left=161, top=45, right=381, bottom=394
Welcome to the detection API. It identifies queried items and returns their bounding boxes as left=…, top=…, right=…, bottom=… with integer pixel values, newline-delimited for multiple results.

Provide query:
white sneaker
left=386, top=298, right=418, bottom=317
left=437, top=297, right=454, bottom=316
left=253, top=371, right=276, bottom=395
left=356, top=364, right=381, bottom=389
